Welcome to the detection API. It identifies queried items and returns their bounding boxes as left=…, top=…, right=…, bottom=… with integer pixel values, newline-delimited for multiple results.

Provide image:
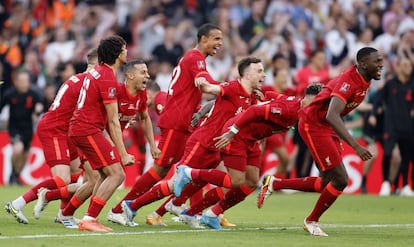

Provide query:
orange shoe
left=78, top=219, right=112, bottom=232
left=219, top=215, right=236, bottom=227
left=146, top=214, right=167, bottom=227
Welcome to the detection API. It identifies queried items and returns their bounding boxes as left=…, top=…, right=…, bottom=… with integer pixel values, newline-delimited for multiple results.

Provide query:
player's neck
left=125, top=83, right=138, bottom=97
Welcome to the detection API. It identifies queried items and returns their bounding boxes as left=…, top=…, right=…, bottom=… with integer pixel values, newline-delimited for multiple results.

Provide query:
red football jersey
left=191, top=80, right=257, bottom=149
left=227, top=92, right=301, bottom=142
left=300, top=65, right=370, bottom=132
left=295, top=66, right=330, bottom=97
left=69, top=64, right=118, bottom=136
left=154, top=91, right=167, bottom=115
left=40, top=72, right=86, bottom=133
left=158, top=49, right=219, bottom=132
left=116, top=83, right=147, bottom=130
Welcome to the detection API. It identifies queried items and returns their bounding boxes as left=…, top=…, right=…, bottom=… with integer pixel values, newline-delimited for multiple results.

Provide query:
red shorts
left=180, top=135, right=221, bottom=169
left=70, top=133, right=120, bottom=170
left=155, top=128, right=190, bottom=167
left=265, top=132, right=287, bottom=150
left=37, top=125, right=78, bottom=168
left=222, top=137, right=261, bottom=172
left=298, top=119, right=343, bottom=171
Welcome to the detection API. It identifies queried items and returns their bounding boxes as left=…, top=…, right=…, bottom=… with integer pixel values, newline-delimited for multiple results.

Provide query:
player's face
left=132, top=64, right=150, bottom=92
left=363, top=52, right=383, bottom=80
left=204, top=29, right=223, bottom=56
left=247, top=62, right=265, bottom=90
left=118, top=46, right=128, bottom=64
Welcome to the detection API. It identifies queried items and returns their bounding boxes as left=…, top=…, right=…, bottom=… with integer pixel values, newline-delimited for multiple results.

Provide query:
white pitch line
left=1, top=224, right=414, bottom=240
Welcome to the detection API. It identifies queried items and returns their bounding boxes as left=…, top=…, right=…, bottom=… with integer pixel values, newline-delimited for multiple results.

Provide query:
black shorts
left=9, top=127, right=33, bottom=151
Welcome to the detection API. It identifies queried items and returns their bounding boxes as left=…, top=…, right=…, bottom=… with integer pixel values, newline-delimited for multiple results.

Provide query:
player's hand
left=191, top=112, right=202, bottom=127
left=121, top=153, right=135, bottom=166
left=151, top=147, right=162, bottom=159
left=354, top=144, right=373, bottom=161
left=253, top=89, right=264, bottom=101
left=194, top=77, right=207, bottom=88
left=213, top=131, right=235, bottom=149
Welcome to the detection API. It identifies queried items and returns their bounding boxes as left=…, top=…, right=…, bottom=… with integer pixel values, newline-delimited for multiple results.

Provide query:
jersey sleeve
left=100, top=79, right=118, bottom=104
left=233, top=104, right=267, bottom=130
left=331, top=80, right=356, bottom=104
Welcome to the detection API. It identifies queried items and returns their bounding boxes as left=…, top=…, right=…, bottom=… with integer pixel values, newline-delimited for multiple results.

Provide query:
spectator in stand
left=151, top=25, right=184, bottom=67
left=325, top=16, right=355, bottom=67
left=43, top=27, right=76, bottom=78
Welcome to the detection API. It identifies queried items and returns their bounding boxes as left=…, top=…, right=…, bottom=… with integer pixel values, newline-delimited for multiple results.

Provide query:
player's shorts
left=155, top=128, right=191, bottom=167
left=298, top=120, right=343, bottom=171
left=37, top=127, right=79, bottom=168
left=70, top=132, right=120, bottom=170
left=265, top=132, right=287, bottom=150
left=180, top=135, right=221, bottom=169
left=9, top=127, right=33, bottom=151
left=222, top=137, right=261, bottom=172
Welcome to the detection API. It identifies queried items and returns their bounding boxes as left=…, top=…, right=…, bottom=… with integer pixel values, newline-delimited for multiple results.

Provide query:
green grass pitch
left=1, top=186, right=413, bottom=247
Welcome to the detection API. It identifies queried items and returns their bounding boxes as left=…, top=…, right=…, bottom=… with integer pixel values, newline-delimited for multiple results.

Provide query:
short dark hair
left=356, top=47, right=378, bottom=63
left=305, top=83, right=323, bottom=95
left=145, top=80, right=161, bottom=92
left=238, top=57, right=262, bottom=77
left=86, top=48, right=98, bottom=65
left=123, top=59, right=146, bottom=73
left=97, top=35, right=126, bottom=65
left=197, top=23, right=220, bottom=42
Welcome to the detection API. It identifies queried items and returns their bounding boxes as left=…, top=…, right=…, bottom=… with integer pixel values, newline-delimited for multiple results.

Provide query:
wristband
left=229, top=125, right=239, bottom=134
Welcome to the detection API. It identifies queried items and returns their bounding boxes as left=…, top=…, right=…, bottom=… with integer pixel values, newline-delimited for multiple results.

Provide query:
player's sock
left=86, top=196, right=106, bottom=218
left=112, top=167, right=161, bottom=213
left=70, top=172, right=82, bottom=183
left=189, top=186, right=204, bottom=208
left=62, top=194, right=84, bottom=216
left=130, top=181, right=171, bottom=210
left=213, top=185, right=254, bottom=214
left=22, top=176, right=65, bottom=204
left=45, top=186, right=71, bottom=202
left=172, top=181, right=207, bottom=206
left=273, top=176, right=322, bottom=192
left=155, top=195, right=175, bottom=216
left=186, top=187, right=224, bottom=215
left=190, top=169, right=232, bottom=188
left=307, top=182, right=342, bottom=222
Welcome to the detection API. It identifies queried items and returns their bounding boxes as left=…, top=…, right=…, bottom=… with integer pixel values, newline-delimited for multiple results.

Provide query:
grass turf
left=0, top=186, right=413, bottom=247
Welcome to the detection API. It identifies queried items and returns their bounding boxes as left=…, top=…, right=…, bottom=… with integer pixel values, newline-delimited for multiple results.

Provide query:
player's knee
left=245, top=178, right=259, bottom=189
left=230, top=176, right=245, bottom=188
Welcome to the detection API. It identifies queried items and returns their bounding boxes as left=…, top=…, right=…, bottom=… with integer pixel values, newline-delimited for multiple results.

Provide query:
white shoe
left=303, top=219, right=328, bottom=237
left=58, top=211, right=79, bottom=229
left=179, top=213, right=204, bottom=229
left=165, top=200, right=186, bottom=216
left=107, top=210, right=128, bottom=226
left=5, top=202, right=29, bottom=224
left=34, top=188, right=50, bottom=219
left=379, top=181, right=391, bottom=196
left=400, top=185, right=414, bottom=197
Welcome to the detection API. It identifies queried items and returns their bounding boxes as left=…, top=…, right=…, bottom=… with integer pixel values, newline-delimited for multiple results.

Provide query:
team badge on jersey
left=340, top=83, right=350, bottom=93
left=271, top=107, right=282, bottom=114
left=197, top=60, right=205, bottom=69
left=108, top=87, right=116, bottom=98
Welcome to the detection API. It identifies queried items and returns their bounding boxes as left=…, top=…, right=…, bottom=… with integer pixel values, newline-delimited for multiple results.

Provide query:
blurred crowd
left=0, top=0, right=413, bottom=193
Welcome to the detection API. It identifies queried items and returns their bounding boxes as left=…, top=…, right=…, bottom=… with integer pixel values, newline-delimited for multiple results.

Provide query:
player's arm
left=195, top=77, right=221, bottom=95
left=326, top=96, right=373, bottom=161
left=214, top=105, right=266, bottom=149
left=137, top=109, right=161, bottom=159
left=105, top=102, right=134, bottom=165
left=191, top=100, right=215, bottom=127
